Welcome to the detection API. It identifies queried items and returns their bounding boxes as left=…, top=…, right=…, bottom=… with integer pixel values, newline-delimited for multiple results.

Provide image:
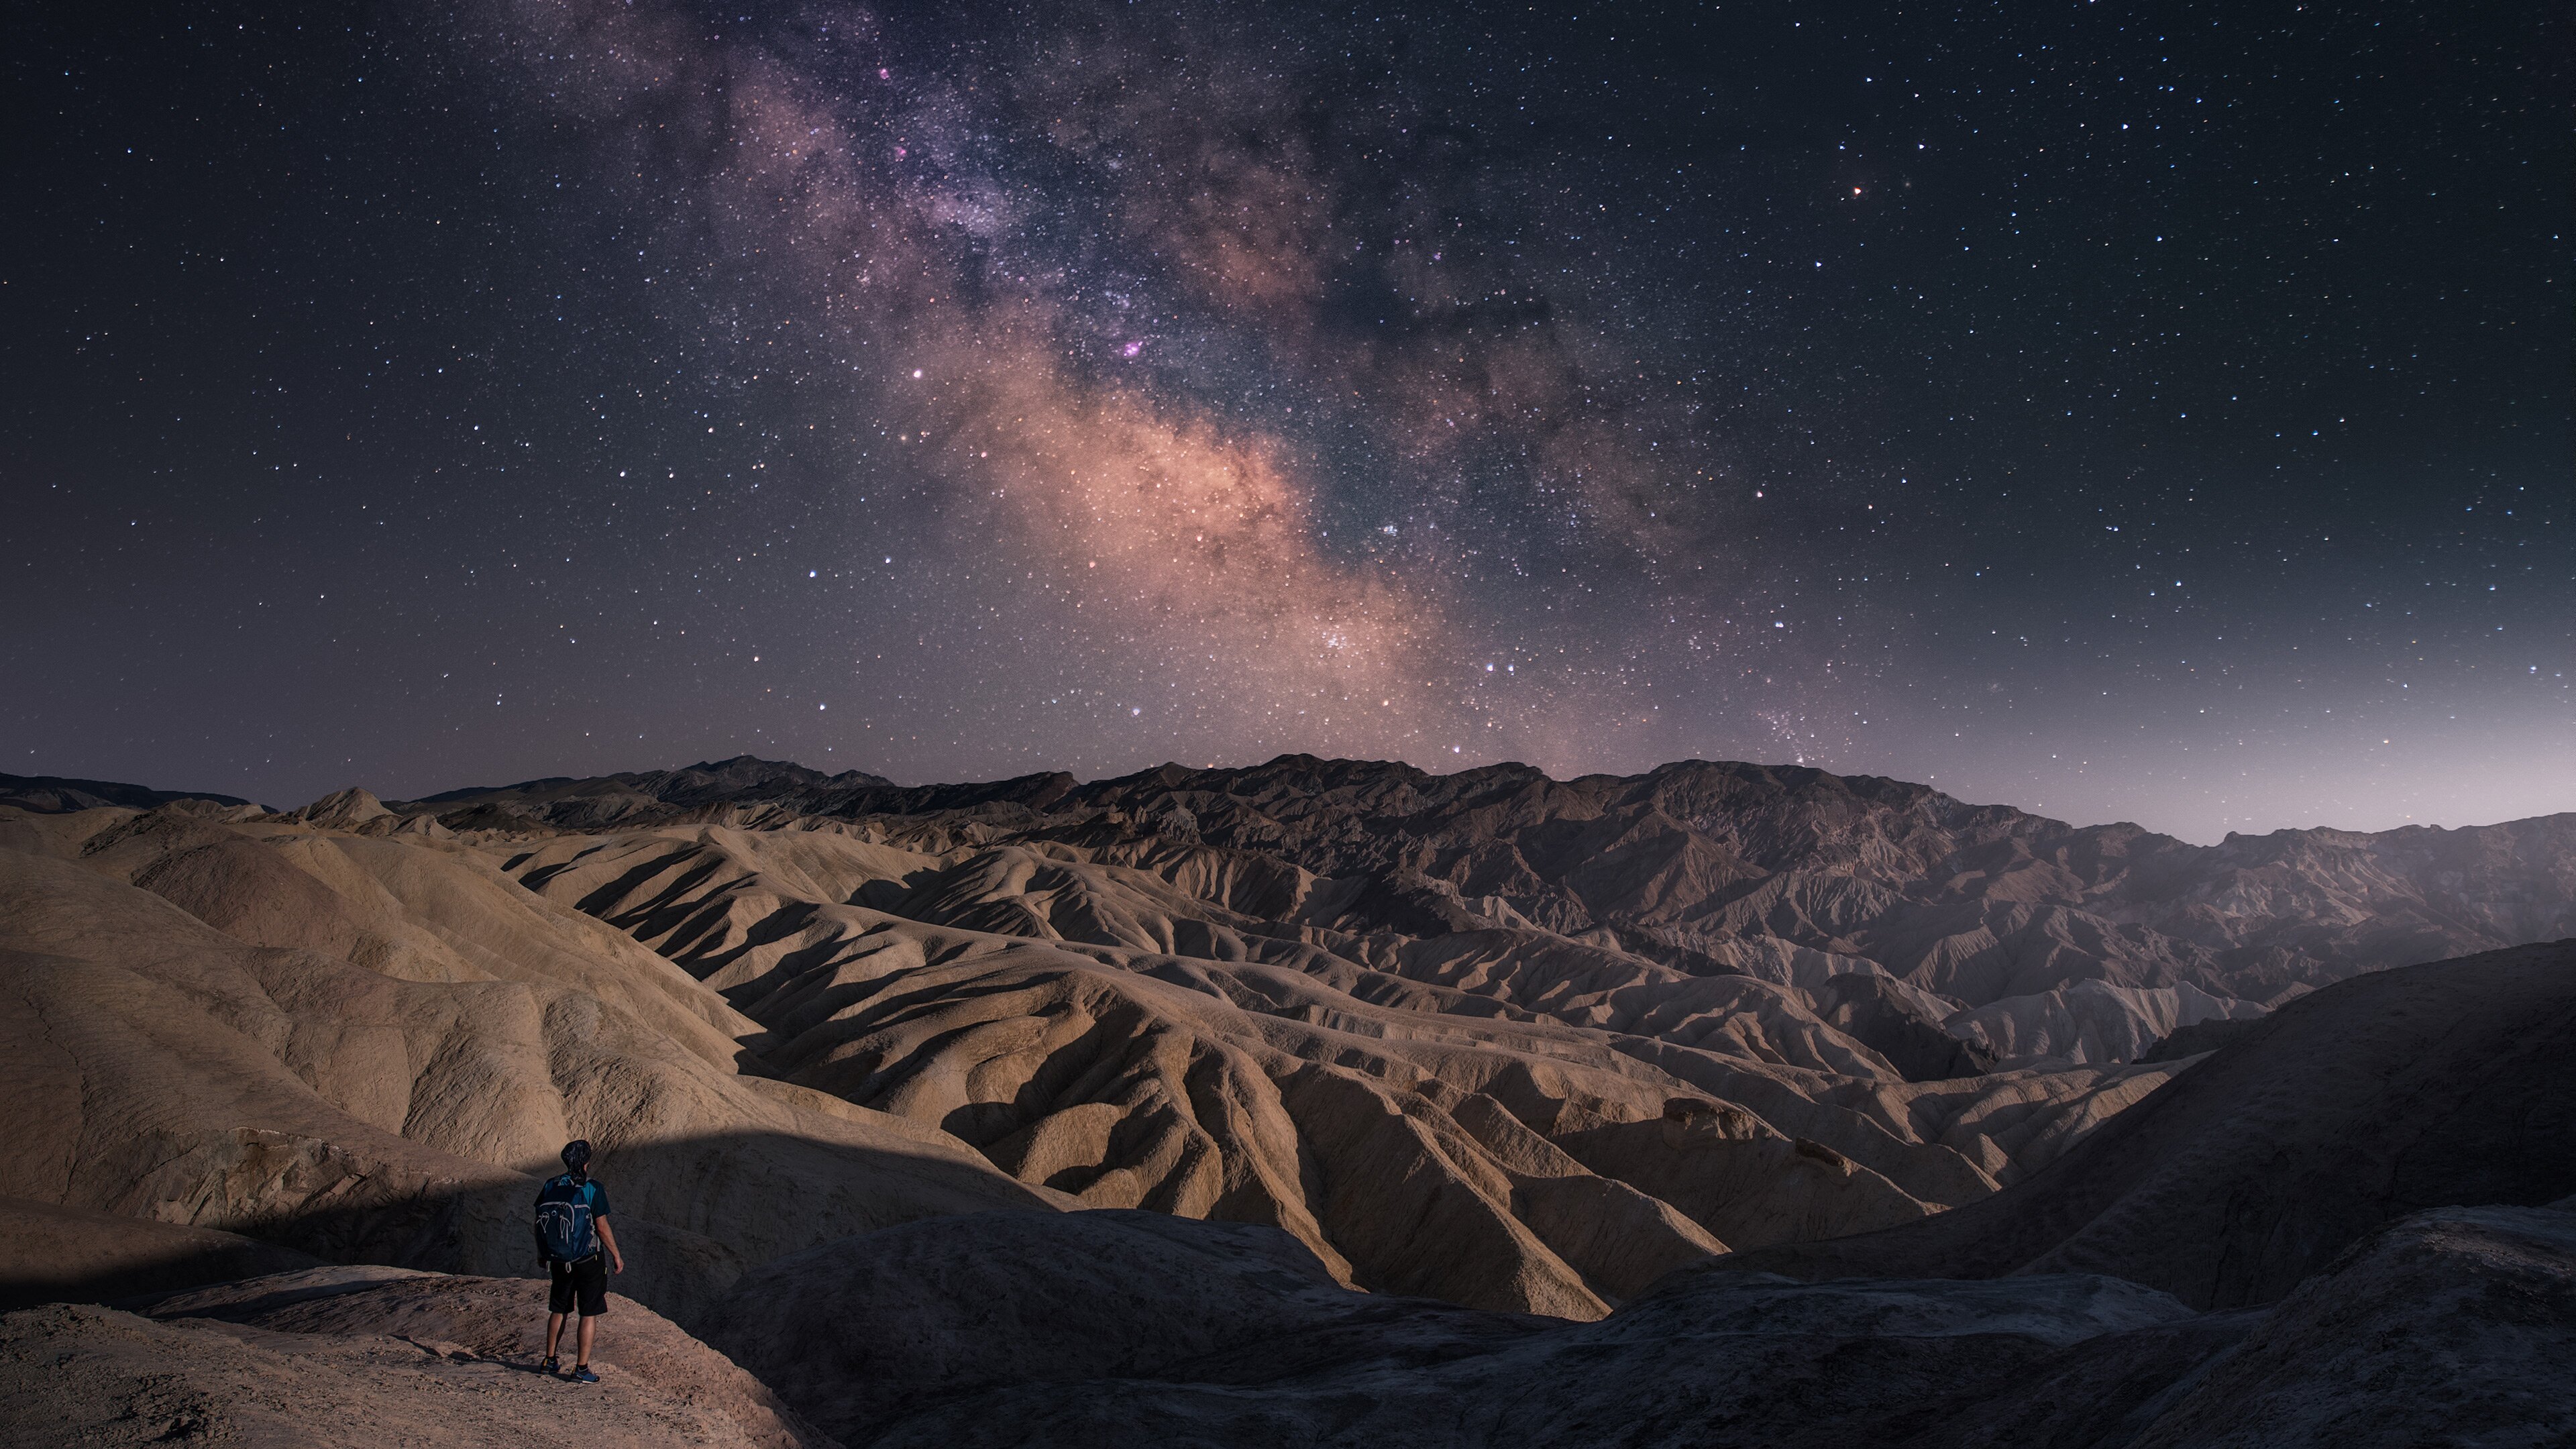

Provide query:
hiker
left=533, top=1138, right=625, bottom=1383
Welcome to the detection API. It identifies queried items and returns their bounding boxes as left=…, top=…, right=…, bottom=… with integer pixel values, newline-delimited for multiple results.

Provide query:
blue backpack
left=534, top=1174, right=601, bottom=1263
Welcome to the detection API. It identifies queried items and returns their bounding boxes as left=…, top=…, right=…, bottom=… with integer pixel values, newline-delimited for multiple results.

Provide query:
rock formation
left=2, top=753, right=2570, bottom=1445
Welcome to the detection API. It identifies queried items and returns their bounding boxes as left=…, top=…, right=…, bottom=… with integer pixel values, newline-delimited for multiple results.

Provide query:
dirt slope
left=1703, top=941, right=2576, bottom=1307
left=700, top=1198, right=2576, bottom=1448
left=0, top=1197, right=321, bottom=1312
left=0, top=1266, right=833, bottom=1448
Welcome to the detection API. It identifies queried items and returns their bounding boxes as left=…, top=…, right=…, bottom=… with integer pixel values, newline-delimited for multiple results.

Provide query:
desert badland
left=2, top=755, right=2570, bottom=1446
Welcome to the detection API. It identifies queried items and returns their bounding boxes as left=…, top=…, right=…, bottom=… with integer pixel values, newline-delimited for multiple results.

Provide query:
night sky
left=7, top=1, right=2567, bottom=841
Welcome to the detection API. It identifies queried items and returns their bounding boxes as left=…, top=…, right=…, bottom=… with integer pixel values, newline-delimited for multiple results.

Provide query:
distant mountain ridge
left=402, top=752, right=2576, bottom=1028
left=0, top=771, right=260, bottom=814
left=410, top=754, right=896, bottom=817
left=18, top=753, right=2576, bottom=1061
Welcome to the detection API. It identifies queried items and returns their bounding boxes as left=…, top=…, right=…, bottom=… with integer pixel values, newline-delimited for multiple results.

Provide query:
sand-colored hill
left=1703, top=941, right=2576, bottom=1307
left=0, top=806, right=1060, bottom=1325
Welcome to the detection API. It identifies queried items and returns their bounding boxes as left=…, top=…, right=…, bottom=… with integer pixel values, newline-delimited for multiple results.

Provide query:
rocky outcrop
left=288, top=787, right=396, bottom=829
left=1, top=1266, right=834, bottom=1448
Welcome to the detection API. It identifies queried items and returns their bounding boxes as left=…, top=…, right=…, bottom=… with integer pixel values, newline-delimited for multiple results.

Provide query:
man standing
left=533, top=1139, right=625, bottom=1383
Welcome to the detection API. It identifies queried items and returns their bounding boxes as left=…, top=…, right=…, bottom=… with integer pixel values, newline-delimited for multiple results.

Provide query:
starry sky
left=7, top=0, right=2567, bottom=842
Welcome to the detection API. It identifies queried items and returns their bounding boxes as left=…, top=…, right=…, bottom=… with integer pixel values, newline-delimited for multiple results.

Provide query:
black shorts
left=548, top=1256, right=608, bottom=1317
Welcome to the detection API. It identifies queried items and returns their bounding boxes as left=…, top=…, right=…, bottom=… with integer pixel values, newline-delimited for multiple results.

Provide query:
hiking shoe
left=571, top=1366, right=600, bottom=1385
left=539, top=1356, right=559, bottom=1374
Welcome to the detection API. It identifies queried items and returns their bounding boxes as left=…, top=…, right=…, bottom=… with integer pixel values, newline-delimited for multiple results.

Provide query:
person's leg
left=565, top=1257, right=608, bottom=1377
left=545, top=1260, right=574, bottom=1366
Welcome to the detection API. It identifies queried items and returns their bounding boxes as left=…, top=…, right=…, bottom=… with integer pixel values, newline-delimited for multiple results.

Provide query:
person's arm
left=595, top=1216, right=625, bottom=1275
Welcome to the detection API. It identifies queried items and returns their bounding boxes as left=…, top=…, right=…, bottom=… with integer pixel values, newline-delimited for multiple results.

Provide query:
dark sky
left=7, top=0, right=2567, bottom=841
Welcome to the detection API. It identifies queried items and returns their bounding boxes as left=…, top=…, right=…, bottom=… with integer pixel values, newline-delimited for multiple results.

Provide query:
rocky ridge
left=415, top=753, right=2576, bottom=1060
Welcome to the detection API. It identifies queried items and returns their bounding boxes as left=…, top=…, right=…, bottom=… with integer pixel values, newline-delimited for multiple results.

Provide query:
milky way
left=468, top=0, right=1787, bottom=771
left=7, top=1, right=2567, bottom=839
